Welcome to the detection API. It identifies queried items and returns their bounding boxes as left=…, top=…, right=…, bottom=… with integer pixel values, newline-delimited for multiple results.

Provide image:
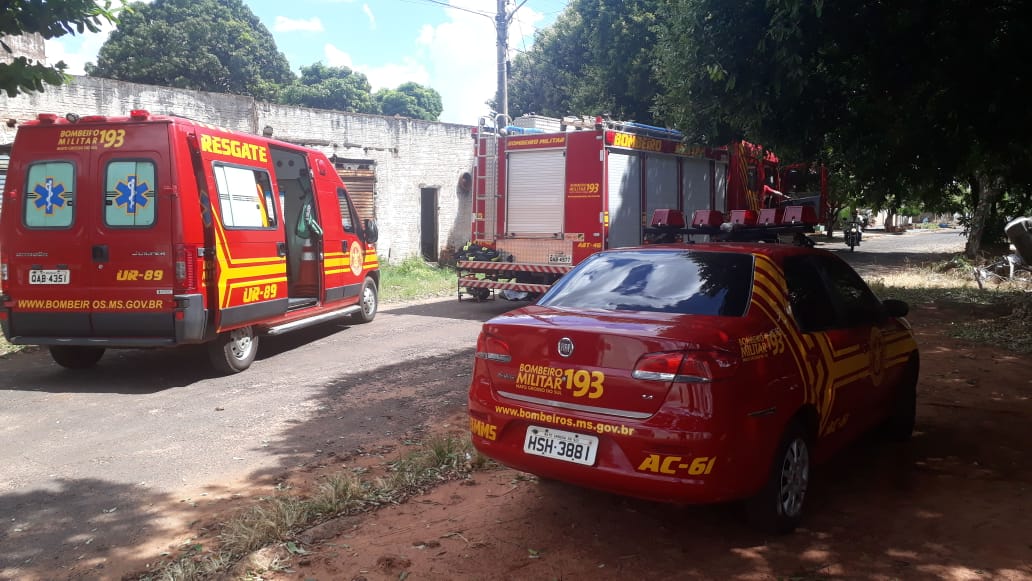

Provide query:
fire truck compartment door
left=606, top=150, right=642, bottom=248
left=505, top=149, right=565, bottom=236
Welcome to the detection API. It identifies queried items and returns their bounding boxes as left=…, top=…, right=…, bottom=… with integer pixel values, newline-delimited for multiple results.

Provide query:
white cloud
left=418, top=0, right=545, bottom=123
left=325, top=44, right=428, bottom=91
left=324, top=44, right=354, bottom=68
left=273, top=16, right=324, bottom=33
left=362, top=4, right=376, bottom=30
left=324, top=0, right=545, bottom=122
left=43, top=15, right=119, bottom=74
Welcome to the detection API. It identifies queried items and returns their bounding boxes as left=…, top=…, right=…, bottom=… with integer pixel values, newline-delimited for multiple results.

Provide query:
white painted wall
left=0, top=76, right=476, bottom=263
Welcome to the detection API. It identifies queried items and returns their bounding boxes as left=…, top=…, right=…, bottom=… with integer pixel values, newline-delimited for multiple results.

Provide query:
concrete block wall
left=0, top=76, right=475, bottom=263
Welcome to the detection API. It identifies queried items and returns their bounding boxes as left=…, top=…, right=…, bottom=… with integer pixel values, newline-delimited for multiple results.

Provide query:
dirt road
left=6, top=228, right=1032, bottom=580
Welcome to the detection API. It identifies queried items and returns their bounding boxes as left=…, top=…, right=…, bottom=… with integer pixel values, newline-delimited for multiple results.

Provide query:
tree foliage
left=86, top=0, right=293, bottom=100
left=375, top=82, right=443, bottom=121
left=508, top=0, right=662, bottom=123
left=1, top=0, right=117, bottom=97
left=655, top=0, right=1032, bottom=255
left=277, top=62, right=378, bottom=114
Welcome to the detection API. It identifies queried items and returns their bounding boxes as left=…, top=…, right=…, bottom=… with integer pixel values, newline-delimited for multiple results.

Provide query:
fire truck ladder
left=460, top=116, right=507, bottom=301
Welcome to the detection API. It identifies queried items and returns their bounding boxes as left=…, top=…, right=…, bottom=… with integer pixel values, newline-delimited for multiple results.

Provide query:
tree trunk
left=964, top=172, right=1001, bottom=259
left=885, top=209, right=896, bottom=232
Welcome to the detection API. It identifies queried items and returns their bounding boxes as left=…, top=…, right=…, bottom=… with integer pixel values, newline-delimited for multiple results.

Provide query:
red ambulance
left=0, top=110, right=380, bottom=373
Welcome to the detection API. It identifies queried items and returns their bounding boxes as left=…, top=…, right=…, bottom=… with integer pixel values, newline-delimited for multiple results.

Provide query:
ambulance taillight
left=174, top=244, right=198, bottom=292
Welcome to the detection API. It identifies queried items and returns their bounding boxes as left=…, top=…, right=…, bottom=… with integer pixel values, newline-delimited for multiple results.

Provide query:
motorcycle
left=844, top=221, right=862, bottom=252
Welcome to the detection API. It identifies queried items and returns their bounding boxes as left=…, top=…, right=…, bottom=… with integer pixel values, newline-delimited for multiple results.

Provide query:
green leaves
left=2, top=0, right=117, bottom=96
left=86, top=0, right=294, bottom=100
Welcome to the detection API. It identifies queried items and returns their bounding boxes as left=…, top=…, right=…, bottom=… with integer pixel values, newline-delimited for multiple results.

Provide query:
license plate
left=29, top=269, right=70, bottom=285
left=548, top=253, right=572, bottom=264
left=523, top=425, right=598, bottom=466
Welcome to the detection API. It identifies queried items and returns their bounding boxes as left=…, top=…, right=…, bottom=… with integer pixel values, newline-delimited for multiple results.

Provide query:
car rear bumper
left=469, top=389, right=776, bottom=505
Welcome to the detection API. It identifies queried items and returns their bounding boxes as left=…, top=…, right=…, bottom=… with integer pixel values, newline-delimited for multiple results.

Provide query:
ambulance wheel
left=208, top=326, right=258, bottom=374
left=49, top=346, right=105, bottom=369
left=351, top=278, right=378, bottom=324
left=747, top=421, right=810, bottom=534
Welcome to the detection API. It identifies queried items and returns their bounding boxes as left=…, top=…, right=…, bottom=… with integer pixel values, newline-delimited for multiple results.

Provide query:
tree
left=1, top=0, right=116, bottom=97
left=277, top=62, right=378, bottom=114
left=508, top=0, right=662, bottom=123
left=375, top=82, right=443, bottom=121
left=655, top=0, right=1032, bottom=257
left=86, top=0, right=293, bottom=101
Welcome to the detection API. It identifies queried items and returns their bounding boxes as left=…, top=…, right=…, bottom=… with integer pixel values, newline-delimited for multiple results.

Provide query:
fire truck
left=458, top=114, right=828, bottom=300
left=0, top=110, right=380, bottom=373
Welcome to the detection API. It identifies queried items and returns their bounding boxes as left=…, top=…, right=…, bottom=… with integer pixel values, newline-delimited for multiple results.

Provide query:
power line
left=391, top=0, right=494, bottom=19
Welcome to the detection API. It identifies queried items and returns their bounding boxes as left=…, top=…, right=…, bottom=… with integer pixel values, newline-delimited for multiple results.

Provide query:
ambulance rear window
left=213, top=163, right=277, bottom=229
left=105, top=160, right=156, bottom=227
left=24, top=161, right=75, bottom=228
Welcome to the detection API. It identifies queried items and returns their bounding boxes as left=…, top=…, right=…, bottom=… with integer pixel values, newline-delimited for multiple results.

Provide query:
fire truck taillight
left=174, top=244, right=198, bottom=292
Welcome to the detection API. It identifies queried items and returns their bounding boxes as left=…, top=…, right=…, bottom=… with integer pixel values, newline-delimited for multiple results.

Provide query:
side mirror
left=363, top=219, right=379, bottom=244
left=882, top=298, right=909, bottom=318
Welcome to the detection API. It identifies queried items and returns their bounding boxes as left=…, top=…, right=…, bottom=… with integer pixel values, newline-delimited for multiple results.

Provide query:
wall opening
left=421, top=187, right=439, bottom=262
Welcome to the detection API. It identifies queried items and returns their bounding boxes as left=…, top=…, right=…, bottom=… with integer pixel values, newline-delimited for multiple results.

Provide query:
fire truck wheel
left=49, top=346, right=105, bottom=369
left=208, top=326, right=259, bottom=374
left=351, top=277, right=378, bottom=324
left=746, top=420, right=810, bottom=534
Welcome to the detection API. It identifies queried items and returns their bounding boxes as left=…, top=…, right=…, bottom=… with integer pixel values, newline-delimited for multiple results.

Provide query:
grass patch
left=865, top=255, right=1032, bottom=353
left=378, top=257, right=457, bottom=303
left=141, top=434, right=491, bottom=580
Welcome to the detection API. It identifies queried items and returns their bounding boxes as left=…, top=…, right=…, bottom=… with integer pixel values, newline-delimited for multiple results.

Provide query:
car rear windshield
left=539, top=250, right=754, bottom=316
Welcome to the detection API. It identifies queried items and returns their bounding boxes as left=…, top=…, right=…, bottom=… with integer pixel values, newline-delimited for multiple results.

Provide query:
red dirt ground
left=142, top=297, right=1032, bottom=581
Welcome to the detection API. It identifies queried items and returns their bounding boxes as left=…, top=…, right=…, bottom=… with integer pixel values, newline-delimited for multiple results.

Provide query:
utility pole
left=495, top=0, right=529, bottom=120
left=496, top=0, right=508, bottom=120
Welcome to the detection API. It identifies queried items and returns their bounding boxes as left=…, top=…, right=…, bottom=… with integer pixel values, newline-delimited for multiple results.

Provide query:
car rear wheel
left=351, top=277, right=378, bottom=324
left=49, top=346, right=105, bottom=369
left=747, top=421, right=810, bottom=534
left=207, top=326, right=258, bottom=374
left=882, top=357, right=919, bottom=441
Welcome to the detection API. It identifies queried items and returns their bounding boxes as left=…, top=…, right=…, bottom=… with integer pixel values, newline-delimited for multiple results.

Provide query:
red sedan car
left=468, top=243, right=919, bottom=533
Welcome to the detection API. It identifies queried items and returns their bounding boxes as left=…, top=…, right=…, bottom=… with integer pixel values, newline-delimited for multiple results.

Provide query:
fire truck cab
left=0, top=110, right=380, bottom=373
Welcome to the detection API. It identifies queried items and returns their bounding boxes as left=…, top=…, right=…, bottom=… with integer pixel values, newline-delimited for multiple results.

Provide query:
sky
left=44, top=0, right=566, bottom=124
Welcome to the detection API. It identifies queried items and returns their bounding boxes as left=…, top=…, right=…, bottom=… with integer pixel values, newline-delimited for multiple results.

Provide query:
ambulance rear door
left=90, top=122, right=178, bottom=338
left=3, top=121, right=177, bottom=342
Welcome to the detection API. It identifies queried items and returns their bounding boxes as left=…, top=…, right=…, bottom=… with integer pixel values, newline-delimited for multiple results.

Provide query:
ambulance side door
left=205, top=154, right=288, bottom=329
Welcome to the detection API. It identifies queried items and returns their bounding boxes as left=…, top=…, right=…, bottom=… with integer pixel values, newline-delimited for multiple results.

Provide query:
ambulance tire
left=49, top=346, right=105, bottom=369
left=351, top=278, right=378, bottom=324
left=747, top=421, right=810, bottom=534
left=208, top=326, right=259, bottom=374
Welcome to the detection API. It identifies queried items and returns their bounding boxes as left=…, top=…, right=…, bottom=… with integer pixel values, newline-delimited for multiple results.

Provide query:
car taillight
left=174, top=244, right=198, bottom=292
left=475, top=332, right=511, bottom=363
left=632, top=350, right=739, bottom=383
